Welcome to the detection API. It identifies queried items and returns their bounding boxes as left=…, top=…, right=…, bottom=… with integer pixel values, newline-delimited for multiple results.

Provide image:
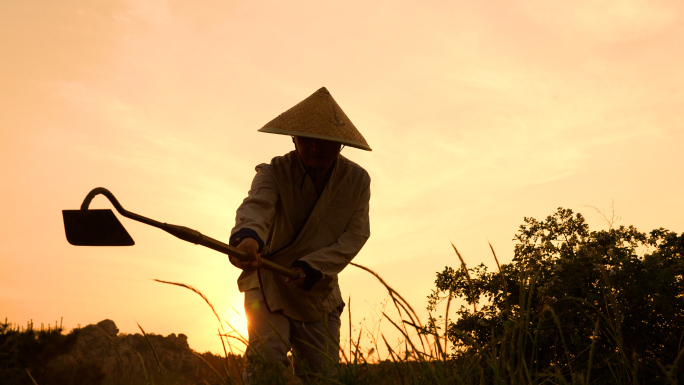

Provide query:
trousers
left=243, top=288, right=343, bottom=384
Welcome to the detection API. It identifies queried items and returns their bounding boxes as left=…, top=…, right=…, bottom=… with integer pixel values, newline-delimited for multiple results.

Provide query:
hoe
left=62, top=187, right=302, bottom=280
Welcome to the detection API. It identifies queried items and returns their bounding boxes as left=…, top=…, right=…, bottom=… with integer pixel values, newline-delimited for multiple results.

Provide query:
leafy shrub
left=0, top=321, right=100, bottom=385
left=427, top=208, right=684, bottom=384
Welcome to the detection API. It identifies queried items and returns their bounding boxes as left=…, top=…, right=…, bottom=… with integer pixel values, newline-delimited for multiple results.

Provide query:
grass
left=4, top=242, right=681, bottom=384
left=152, top=240, right=684, bottom=384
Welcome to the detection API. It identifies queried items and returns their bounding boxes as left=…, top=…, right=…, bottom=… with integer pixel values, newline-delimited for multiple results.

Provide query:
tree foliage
left=427, top=208, right=684, bottom=384
left=0, top=321, right=93, bottom=385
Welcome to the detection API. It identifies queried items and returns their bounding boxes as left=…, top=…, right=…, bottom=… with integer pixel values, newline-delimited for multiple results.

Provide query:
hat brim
left=258, top=127, right=372, bottom=151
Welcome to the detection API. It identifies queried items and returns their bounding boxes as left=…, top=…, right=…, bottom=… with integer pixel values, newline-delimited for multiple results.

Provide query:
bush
left=427, top=208, right=684, bottom=384
left=0, top=321, right=97, bottom=385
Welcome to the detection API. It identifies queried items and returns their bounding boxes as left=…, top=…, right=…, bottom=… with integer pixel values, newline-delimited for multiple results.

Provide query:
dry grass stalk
left=451, top=242, right=477, bottom=312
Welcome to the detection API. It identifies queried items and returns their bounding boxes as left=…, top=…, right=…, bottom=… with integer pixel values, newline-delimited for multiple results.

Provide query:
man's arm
left=229, top=167, right=278, bottom=270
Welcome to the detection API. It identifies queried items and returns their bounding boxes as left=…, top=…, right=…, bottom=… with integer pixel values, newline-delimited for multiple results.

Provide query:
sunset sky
left=2, top=0, right=683, bottom=355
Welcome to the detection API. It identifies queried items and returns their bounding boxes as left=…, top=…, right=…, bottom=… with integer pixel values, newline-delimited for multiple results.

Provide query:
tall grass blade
left=192, top=350, right=230, bottom=385
left=443, top=291, right=452, bottom=360
left=67, top=356, right=80, bottom=385
left=217, top=327, right=235, bottom=383
left=350, top=262, right=430, bottom=352
left=489, top=240, right=510, bottom=314
left=451, top=241, right=477, bottom=312
left=95, top=322, right=130, bottom=382
left=25, top=369, right=38, bottom=385
left=137, top=352, right=149, bottom=384
left=586, top=318, right=600, bottom=385
left=348, top=295, right=352, bottom=365
left=137, top=322, right=165, bottom=384
left=153, top=279, right=225, bottom=332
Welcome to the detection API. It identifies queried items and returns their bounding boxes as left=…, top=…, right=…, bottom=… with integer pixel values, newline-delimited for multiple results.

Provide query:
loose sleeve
left=230, top=165, right=278, bottom=251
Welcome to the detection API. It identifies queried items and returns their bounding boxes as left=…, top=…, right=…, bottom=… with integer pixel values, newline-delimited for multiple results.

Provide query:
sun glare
left=222, top=299, right=249, bottom=353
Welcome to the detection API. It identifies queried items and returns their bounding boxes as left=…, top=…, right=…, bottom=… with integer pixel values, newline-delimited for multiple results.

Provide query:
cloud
left=520, top=0, right=682, bottom=43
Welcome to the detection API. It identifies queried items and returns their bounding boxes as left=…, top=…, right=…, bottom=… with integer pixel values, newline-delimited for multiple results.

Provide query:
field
left=3, top=208, right=683, bottom=384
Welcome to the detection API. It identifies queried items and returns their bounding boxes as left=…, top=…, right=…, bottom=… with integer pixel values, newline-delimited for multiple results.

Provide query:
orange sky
left=2, top=0, right=683, bottom=355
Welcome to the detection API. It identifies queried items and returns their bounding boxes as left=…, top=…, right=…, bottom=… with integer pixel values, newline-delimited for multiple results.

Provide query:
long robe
left=231, top=151, right=371, bottom=322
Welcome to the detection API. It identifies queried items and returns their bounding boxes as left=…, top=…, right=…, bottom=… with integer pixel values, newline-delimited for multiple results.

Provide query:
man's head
left=293, top=136, right=342, bottom=171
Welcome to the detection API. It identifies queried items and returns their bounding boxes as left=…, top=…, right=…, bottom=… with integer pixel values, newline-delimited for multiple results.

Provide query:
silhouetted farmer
left=229, top=87, right=372, bottom=383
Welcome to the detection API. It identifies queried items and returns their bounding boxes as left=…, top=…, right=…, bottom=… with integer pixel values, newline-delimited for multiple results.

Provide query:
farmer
left=228, top=87, right=372, bottom=383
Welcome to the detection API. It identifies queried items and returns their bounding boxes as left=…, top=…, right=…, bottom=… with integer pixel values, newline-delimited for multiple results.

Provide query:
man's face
left=294, top=136, right=342, bottom=170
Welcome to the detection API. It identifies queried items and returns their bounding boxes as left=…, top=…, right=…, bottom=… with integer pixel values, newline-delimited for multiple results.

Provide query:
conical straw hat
left=259, top=87, right=372, bottom=151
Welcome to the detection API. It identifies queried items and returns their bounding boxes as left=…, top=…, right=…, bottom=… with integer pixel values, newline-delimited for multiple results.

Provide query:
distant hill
left=0, top=319, right=241, bottom=385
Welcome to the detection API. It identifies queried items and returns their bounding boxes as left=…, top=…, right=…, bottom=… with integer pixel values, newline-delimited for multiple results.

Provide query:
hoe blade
left=62, top=209, right=134, bottom=246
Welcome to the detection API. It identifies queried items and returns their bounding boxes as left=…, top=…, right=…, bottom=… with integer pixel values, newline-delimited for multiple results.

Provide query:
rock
left=6, top=319, right=236, bottom=384
left=96, top=319, right=119, bottom=337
